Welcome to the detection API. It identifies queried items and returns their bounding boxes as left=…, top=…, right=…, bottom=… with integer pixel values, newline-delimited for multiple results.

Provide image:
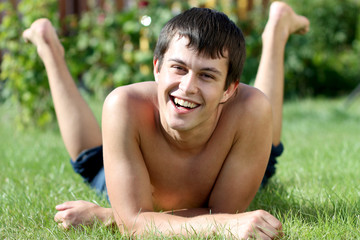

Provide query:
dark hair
left=153, top=7, right=246, bottom=90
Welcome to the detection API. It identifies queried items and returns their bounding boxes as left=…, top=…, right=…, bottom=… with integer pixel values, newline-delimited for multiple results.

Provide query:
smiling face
left=154, top=36, right=238, bottom=134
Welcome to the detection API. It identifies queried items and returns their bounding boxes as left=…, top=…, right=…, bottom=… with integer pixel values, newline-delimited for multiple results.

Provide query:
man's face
left=154, top=36, right=235, bottom=133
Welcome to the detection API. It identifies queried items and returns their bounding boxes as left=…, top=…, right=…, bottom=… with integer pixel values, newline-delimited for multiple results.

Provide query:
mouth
left=170, top=96, right=199, bottom=110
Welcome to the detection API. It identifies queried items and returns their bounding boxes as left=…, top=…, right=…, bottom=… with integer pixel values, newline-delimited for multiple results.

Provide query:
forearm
left=118, top=209, right=282, bottom=239
left=115, top=209, right=234, bottom=237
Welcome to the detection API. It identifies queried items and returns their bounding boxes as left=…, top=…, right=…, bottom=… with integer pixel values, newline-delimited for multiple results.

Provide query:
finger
left=62, top=221, right=71, bottom=230
left=248, top=229, right=271, bottom=240
left=58, top=221, right=70, bottom=230
left=54, top=211, right=64, bottom=223
left=55, top=204, right=67, bottom=211
left=261, top=211, right=282, bottom=230
left=257, top=223, right=281, bottom=239
left=55, top=201, right=75, bottom=211
left=54, top=211, right=73, bottom=230
left=259, top=212, right=283, bottom=238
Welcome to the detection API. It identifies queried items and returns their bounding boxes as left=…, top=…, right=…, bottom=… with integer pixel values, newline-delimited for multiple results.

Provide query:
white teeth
left=174, top=97, right=197, bottom=109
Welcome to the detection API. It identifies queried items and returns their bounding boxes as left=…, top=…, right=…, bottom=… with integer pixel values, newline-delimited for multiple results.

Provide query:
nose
left=179, top=73, right=198, bottom=94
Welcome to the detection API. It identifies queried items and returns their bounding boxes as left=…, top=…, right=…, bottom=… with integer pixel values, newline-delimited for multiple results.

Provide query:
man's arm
left=209, top=87, right=273, bottom=214
left=102, top=87, right=281, bottom=239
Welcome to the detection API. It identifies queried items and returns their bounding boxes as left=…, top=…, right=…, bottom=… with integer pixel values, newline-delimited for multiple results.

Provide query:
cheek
left=199, top=83, right=226, bottom=101
left=160, top=72, right=182, bottom=91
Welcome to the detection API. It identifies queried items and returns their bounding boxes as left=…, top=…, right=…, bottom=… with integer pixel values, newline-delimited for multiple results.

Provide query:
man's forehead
left=167, top=35, right=229, bottom=61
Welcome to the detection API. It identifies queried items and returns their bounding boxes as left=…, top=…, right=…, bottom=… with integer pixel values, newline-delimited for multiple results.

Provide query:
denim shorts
left=71, top=143, right=284, bottom=196
left=70, top=146, right=107, bottom=197
left=261, top=143, right=284, bottom=186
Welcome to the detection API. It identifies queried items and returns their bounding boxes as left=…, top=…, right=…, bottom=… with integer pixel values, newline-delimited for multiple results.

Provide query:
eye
left=171, top=65, right=187, bottom=74
left=200, top=72, right=215, bottom=80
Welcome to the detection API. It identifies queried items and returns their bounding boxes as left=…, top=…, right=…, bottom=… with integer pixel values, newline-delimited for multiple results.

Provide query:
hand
left=54, top=200, right=113, bottom=229
left=222, top=210, right=283, bottom=239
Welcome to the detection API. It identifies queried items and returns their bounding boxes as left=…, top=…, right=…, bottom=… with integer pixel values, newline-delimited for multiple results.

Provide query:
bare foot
left=264, top=1, right=310, bottom=43
left=22, top=18, right=64, bottom=60
left=54, top=200, right=114, bottom=229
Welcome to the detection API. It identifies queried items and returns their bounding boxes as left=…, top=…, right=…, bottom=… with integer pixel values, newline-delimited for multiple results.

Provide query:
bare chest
left=140, top=134, right=234, bottom=211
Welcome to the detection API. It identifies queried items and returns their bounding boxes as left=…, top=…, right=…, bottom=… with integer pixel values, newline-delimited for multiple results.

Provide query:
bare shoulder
left=225, top=83, right=272, bottom=126
left=104, top=81, right=157, bottom=109
left=102, top=81, right=158, bottom=129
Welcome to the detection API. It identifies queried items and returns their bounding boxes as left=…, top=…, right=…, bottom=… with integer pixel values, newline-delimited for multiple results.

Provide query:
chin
left=167, top=121, right=187, bottom=131
left=166, top=118, right=193, bottom=132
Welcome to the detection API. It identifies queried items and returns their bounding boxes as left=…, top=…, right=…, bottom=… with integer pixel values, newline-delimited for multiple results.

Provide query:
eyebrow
left=168, top=58, right=223, bottom=77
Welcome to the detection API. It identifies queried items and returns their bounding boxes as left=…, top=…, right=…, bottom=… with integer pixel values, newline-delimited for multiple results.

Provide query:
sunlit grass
left=1, top=97, right=360, bottom=239
left=249, top=97, right=360, bottom=239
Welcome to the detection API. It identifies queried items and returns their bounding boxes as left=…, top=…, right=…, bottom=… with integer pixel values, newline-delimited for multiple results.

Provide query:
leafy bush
left=242, top=0, right=360, bottom=98
left=0, top=0, right=59, bottom=127
left=0, top=0, right=184, bottom=127
left=1, top=0, right=359, bottom=128
left=284, top=0, right=360, bottom=98
left=62, top=1, right=178, bottom=99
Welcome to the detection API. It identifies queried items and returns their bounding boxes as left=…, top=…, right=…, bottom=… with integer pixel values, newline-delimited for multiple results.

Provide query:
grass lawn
left=0, top=97, right=359, bottom=239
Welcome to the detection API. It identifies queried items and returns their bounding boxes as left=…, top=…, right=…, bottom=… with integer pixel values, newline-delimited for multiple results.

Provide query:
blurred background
left=0, top=0, right=359, bottom=127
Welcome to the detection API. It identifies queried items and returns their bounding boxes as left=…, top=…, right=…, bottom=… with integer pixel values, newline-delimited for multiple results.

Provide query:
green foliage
left=284, top=0, right=360, bottom=98
left=0, top=0, right=185, bottom=128
left=0, top=0, right=59, bottom=128
left=1, top=0, right=360, bottom=127
left=242, top=0, right=360, bottom=98
left=62, top=0, right=184, bottom=99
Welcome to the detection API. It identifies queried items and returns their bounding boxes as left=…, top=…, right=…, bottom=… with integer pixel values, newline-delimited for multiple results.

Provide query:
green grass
left=1, top=97, right=360, bottom=239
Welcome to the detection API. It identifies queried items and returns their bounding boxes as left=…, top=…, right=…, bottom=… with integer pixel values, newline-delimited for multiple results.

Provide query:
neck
left=159, top=105, right=224, bottom=154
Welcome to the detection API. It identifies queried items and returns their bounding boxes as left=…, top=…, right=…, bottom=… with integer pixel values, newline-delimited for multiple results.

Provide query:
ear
left=220, top=81, right=239, bottom=103
left=153, top=58, right=160, bottom=82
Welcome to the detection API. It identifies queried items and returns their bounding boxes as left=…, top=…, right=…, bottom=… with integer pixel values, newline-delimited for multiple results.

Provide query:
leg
left=23, top=19, right=102, bottom=160
left=23, top=19, right=111, bottom=229
left=254, top=2, right=309, bottom=145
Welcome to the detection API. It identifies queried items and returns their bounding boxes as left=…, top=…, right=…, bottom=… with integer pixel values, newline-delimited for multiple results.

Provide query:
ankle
left=262, top=23, right=289, bottom=47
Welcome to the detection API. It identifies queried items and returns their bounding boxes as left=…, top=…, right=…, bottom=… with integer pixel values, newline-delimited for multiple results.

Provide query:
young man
left=23, top=1, right=309, bottom=239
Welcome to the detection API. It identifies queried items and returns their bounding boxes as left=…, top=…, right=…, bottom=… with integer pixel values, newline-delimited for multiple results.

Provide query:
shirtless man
left=23, top=1, right=309, bottom=239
